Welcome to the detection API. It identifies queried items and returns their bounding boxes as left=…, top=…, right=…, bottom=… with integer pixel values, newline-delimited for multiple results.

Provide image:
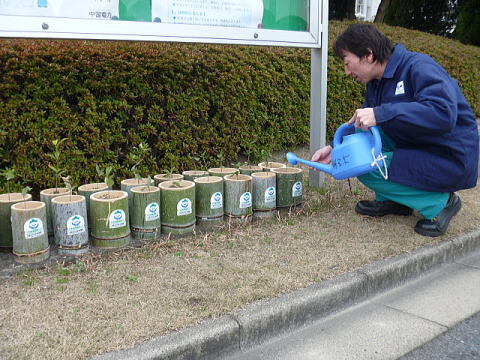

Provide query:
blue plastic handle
left=334, top=123, right=382, bottom=156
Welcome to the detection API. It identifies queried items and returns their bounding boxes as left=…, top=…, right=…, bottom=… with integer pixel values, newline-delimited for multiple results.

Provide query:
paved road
left=399, top=311, right=480, bottom=360
left=227, top=250, right=480, bottom=360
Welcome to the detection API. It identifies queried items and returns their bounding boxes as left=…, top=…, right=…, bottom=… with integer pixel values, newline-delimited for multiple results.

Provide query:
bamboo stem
left=51, top=194, right=89, bottom=255
left=11, top=201, right=50, bottom=264
left=0, top=193, right=32, bottom=249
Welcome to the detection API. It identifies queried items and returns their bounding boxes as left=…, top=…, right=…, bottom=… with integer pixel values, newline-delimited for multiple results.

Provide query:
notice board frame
left=0, top=0, right=329, bottom=186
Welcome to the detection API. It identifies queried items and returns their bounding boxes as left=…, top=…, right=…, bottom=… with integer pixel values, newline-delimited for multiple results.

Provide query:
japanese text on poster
left=152, top=0, right=264, bottom=28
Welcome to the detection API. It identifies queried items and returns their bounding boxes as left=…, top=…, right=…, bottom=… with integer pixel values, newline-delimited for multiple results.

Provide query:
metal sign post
left=310, top=0, right=329, bottom=188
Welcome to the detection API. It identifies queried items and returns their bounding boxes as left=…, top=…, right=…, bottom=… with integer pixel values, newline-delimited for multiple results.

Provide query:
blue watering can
left=286, top=123, right=386, bottom=180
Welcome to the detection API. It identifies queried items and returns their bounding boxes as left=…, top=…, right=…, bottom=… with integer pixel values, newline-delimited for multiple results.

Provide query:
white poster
left=152, top=0, right=263, bottom=28
left=0, top=0, right=119, bottom=20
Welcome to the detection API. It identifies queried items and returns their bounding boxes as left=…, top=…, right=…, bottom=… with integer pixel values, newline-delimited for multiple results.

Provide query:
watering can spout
left=286, top=152, right=334, bottom=175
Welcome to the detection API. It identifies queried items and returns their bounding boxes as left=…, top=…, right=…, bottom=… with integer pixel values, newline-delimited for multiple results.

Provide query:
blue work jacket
left=367, top=43, right=479, bottom=193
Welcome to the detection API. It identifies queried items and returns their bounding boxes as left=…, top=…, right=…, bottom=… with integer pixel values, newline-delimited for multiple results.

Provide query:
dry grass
left=1, top=148, right=480, bottom=360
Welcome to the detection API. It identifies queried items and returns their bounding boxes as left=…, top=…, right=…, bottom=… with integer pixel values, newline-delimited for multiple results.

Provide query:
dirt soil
left=1, top=146, right=480, bottom=360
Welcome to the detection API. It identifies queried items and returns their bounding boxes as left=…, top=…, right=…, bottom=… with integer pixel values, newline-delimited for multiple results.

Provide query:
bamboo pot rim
left=225, top=174, right=252, bottom=182
left=239, top=165, right=263, bottom=171
left=11, top=201, right=45, bottom=211
left=91, top=190, right=128, bottom=202
left=182, top=170, right=208, bottom=176
left=0, top=193, right=32, bottom=203
left=272, top=167, right=303, bottom=174
left=258, top=162, right=287, bottom=169
left=131, top=185, right=160, bottom=194
left=208, top=167, right=237, bottom=174
left=121, top=178, right=149, bottom=186
left=78, top=183, right=109, bottom=191
left=159, top=180, right=195, bottom=190
left=52, top=194, right=85, bottom=204
left=251, top=172, right=276, bottom=179
left=194, top=176, right=223, bottom=184
left=40, top=188, right=70, bottom=196
left=154, top=174, right=184, bottom=180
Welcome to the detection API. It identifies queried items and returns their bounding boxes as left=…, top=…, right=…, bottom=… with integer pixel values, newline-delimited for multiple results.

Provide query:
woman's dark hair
left=334, top=24, right=393, bottom=64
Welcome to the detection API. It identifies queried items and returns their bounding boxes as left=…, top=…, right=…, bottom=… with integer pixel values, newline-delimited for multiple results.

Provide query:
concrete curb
left=94, top=230, right=480, bottom=360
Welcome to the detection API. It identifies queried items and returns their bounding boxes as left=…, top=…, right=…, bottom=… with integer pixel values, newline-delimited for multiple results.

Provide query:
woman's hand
left=348, top=108, right=377, bottom=131
left=311, top=145, right=333, bottom=164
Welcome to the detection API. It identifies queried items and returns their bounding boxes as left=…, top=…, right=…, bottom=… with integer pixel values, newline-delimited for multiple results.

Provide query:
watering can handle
left=333, top=123, right=382, bottom=156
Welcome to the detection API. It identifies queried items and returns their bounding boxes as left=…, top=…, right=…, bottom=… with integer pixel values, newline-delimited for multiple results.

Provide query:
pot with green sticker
left=159, top=180, right=196, bottom=236
left=0, top=192, right=32, bottom=251
left=224, top=174, right=253, bottom=221
left=11, top=201, right=50, bottom=264
left=90, top=190, right=131, bottom=248
left=51, top=194, right=90, bottom=255
left=130, top=185, right=161, bottom=241
left=194, top=176, right=224, bottom=230
left=251, top=171, right=277, bottom=218
left=272, top=167, right=303, bottom=209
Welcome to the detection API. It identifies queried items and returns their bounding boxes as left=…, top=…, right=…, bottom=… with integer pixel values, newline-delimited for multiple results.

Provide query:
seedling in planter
left=193, top=150, right=209, bottom=169
left=47, top=138, right=68, bottom=193
left=260, top=148, right=272, bottom=168
left=164, top=168, right=175, bottom=179
left=217, top=151, right=225, bottom=170
left=0, top=167, right=16, bottom=200
left=140, top=175, right=154, bottom=191
left=128, top=142, right=151, bottom=184
left=171, top=180, right=182, bottom=188
left=232, top=162, right=244, bottom=180
left=62, top=176, right=78, bottom=201
left=21, top=186, right=32, bottom=209
left=96, top=164, right=115, bottom=189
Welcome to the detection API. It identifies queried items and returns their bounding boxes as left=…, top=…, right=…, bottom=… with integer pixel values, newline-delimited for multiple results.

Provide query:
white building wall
left=355, top=0, right=381, bottom=22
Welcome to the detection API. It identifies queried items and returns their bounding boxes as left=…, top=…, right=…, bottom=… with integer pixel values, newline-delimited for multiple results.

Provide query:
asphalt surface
left=399, top=311, right=480, bottom=360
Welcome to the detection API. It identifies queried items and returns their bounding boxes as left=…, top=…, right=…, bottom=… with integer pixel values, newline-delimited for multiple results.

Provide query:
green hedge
left=0, top=21, right=478, bottom=195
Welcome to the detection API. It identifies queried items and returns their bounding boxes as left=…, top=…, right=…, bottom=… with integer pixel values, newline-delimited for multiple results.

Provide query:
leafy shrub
left=0, top=21, right=478, bottom=195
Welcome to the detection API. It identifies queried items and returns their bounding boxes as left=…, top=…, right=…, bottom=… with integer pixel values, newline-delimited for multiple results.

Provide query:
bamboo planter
left=239, top=165, right=262, bottom=176
left=78, top=183, right=109, bottom=235
left=258, top=161, right=286, bottom=172
left=90, top=190, right=131, bottom=248
left=224, top=174, right=253, bottom=221
left=11, top=201, right=50, bottom=264
left=273, top=167, right=304, bottom=209
left=207, top=167, right=238, bottom=177
left=251, top=172, right=277, bottom=218
left=0, top=193, right=32, bottom=250
left=154, top=174, right=184, bottom=186
left=130, top=185, right=161, bottom=241
left=51, top=195, right=89, bottom=255
left=40, top=187, right=70, bottom=241
left=182, top=170, right=209, bottom=181
left=159, top=180, right=196, bottom=236
left=194, top=176, right=224, bottom=230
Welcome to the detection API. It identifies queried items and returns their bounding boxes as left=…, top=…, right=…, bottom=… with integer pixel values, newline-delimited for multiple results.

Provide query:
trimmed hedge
left=0, top=20, right=479, bottom=194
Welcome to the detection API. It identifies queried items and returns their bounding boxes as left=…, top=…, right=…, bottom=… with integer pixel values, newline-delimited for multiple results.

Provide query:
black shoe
left=414, top=193, right=462, bottom=237
left=355, top=200, right=413, bottom=217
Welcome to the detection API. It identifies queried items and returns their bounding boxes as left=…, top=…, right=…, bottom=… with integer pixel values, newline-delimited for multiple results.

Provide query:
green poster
left=262, top=0, right=309, bottom=31
left=119, top=0, right=151, bottom=22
